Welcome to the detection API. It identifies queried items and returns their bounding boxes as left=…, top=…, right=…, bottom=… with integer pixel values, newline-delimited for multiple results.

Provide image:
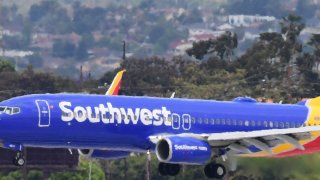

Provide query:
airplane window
left=168, top=117, right=172, bottom=122
left=210, top=119, right=214, bottom=124
left=198, top=118, right=203, bottom=124
left=216, top=119, right=220, bottom=125
left=269, top=121, right=273, bottom=128
left=103, top=114, right=107, bottom=119
left=122, top=115, right=126, bottom=120
left=280, top=122, right=284, bottom=128
left=285, top=122, right=290, bottom=128
left=191, top=117, right=196, bottom=124
left=0, top=106, right=6, bottom=112
left=274, top=121, right=279, bottom=128
left=296, top=123, right=301, bottom=127
left=233, top=119, right=237, bottom=126
left=263, top=121, right=268, bottom=127
left=221, top=119, right=226, bottom=125
left=251, top=120, right=255, bottom=126
left=238, top=120, right=243, bottom=126
left=227, top=119, right=231, bottom=125
left=257, top=121, right=261, bottom=126
left=204, top=118, right=209, bottom=124
left=244, top=120, right=249, bottom=126
left=291, top=122, right=295, bottom=128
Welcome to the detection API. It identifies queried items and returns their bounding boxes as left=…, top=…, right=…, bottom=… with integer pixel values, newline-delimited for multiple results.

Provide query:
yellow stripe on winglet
left=306, top=97, right=320, bottom=126
left=106, top=69, right=126, bottom=95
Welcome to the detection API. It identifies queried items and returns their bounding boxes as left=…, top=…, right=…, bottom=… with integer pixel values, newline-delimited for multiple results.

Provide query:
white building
left=228, top=15, right=276, bottom=27
left=174, top=43, right=193, bottom=56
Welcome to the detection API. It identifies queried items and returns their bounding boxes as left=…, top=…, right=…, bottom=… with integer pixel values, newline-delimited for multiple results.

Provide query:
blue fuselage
left=0, top=94, right=309, bottom=153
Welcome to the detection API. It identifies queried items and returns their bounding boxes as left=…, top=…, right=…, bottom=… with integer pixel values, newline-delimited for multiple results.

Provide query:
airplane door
left=171, top=113, right=180, bottom=130
left=182, top=114, right=191, bottom=130
left=36, top=100, right=50, bottom=127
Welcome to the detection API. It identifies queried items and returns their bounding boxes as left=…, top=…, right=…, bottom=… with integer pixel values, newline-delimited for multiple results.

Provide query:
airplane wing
left=105, top=69, right=126, bottom=96
left=149, top=126, right=320, bottom=156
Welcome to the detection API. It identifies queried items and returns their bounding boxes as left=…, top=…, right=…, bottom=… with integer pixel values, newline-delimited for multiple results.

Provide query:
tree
left=308, top=34, right=320, bottom=70
left=178, top=8, right=203, bottom=24
left=147, top=20, right=185, bottom=54
left=22, top=21, right=32, bottom=47
left=18, top=65, right=57, bottom=93
left=52, top=40, right=76, bottom=58
left=0, top=60, right=15, bottom=72
left=2, top=35, right=25, bottom=49
left=81, top=33, right=95, bottom=48
left=120, top=57, right=177, bottom=96
left=236, top=39, right=280, bottom=88
left=213, top=31, right=238, bottom=60
left=186, top=39, right=212, bottom=59
left=26, top=53, right=43, bottom=68
left=75, top=40, right=89, bottom=61
left=73, top=6, right=106, bottom=34
left=29, top=1, right=60, bottom=22
left=187, top=31, right=238, bottom=60
left=29, top=1, right=72, bottom=34
left=280, top=14, right=305, bottom=45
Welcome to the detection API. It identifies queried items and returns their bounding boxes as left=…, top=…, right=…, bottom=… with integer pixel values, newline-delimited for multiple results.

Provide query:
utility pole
left=80, top=65, right=83, bottom=82
left=22, top=148, right=27, bottom=180
left=146, top=150, right=151, bottom=180
left=122, top=40, right=126, bottom=60
left=124, top=159, right=128, bottom=180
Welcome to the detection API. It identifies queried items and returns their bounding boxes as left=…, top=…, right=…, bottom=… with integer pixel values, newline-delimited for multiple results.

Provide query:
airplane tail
left=105, top=69, right=126, bottom=96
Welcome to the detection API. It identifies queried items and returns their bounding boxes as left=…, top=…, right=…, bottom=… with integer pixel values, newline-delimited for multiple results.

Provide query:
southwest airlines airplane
left=1, top=70, right=320, bottom=179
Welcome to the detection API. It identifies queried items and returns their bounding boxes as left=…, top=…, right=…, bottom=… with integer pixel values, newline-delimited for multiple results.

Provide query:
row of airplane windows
left=62, top=112, right=307, bottom=129
left=189, top=117, right=303, bottom=128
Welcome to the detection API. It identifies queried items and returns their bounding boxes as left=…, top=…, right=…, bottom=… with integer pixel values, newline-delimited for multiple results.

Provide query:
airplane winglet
left=105, top=69, right=126, bottom=96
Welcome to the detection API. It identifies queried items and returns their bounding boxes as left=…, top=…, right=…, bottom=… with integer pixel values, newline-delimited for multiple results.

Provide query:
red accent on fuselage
left=274, top=136, right=320, bottom=158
